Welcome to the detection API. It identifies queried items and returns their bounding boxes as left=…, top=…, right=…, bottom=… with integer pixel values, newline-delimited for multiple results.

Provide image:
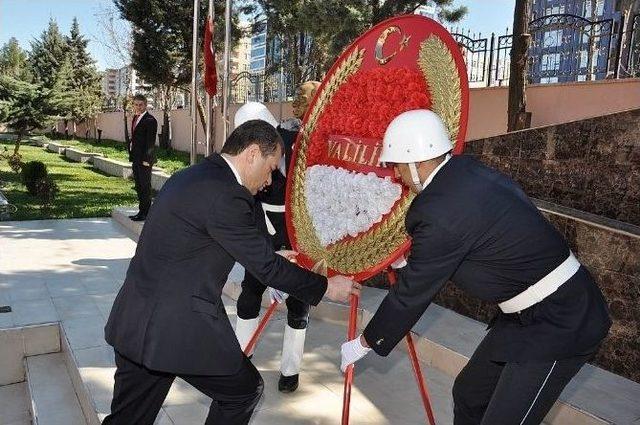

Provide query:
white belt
left=498, top=252, right=581, bottom=314
left=262, top=203, right=285, bottom=213
left=261, top=203, right=285, bottom=236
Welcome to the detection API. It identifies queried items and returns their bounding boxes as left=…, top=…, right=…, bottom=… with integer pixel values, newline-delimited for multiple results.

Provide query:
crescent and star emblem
left=375, top=26, right=411, bottom=65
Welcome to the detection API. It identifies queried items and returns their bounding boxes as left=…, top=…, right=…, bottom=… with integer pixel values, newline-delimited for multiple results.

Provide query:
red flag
left=203, top=17, right=217, bottom=96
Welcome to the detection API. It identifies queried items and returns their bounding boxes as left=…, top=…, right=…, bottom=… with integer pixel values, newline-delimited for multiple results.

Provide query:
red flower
left=306, top=67, right=432, bottom=166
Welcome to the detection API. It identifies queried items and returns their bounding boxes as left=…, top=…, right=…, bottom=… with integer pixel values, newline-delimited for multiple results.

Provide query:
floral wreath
left=285, top=15, right=469, bottom=281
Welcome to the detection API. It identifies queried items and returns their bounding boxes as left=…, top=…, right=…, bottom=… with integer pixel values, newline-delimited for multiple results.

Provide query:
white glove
left=340, top=335, right=371, bottom=373
left=390, top=256, right=407, bottom=269
left=268, top=287, right=288, bottom=304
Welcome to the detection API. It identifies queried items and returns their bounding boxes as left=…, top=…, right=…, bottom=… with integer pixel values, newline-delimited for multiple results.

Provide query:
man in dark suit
left=340, top=110, right=611, bottom=425
left=128, top=93, right=157, bottom=221
left=103, top=120, right=360, bottom=425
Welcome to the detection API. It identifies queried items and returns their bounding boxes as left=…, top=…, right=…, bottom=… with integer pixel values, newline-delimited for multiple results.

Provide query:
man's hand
left=142, top=161, right=150, bottom=167
left=340, top=334, right=371, bottom=372
left=268, top=287, right=288, bottom=304
left=276, top=250, right=298, bottom=262
left=325, top=275, right=361, bottom=303
left=268, top=251, right=297, bottom=303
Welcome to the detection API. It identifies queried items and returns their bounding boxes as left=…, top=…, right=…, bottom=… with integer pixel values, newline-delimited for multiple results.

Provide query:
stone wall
left=464, top=108, right=640, bottom=226
left=92, top=157, right=133, bottom=180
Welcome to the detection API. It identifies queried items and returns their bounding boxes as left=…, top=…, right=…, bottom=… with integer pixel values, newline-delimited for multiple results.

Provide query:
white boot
left=278, top=325, right=307, bottom=392
left=235, top=317, right=259, bottom=356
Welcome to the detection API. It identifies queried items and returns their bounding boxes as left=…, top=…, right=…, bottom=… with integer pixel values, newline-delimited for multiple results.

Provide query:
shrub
left=34, top=176, right=59, bottom=207
left=21, top=161, right=48, bottom=195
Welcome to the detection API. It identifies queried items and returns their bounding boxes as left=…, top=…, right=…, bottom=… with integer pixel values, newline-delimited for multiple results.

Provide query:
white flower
left=304, top=165, right=402, bottom=246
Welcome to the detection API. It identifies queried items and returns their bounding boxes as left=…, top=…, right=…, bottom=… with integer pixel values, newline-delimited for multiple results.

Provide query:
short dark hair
left=221, top=120, right=283, bottom=157
left=133, top=94, right=147, bottom=103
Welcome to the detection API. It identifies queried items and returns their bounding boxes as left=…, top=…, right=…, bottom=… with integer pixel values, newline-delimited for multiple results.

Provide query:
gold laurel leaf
left=418, top=36, right=461, bottom=144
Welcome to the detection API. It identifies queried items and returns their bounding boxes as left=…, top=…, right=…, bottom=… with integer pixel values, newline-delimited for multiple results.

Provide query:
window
left=252, top=34, right=266, bottom=45
left=251, top=46, right=266, bottom=57
left=546, top=5, right=565, bottom=15
left=583, top=0, right=605, bottom=18
left=543, top=30, right=563, bottom=48
left=544, top=6, right=564, bottom=15
left=541, top=53, right=561, bottom=71
left=250, top=58, right=265, bottom=71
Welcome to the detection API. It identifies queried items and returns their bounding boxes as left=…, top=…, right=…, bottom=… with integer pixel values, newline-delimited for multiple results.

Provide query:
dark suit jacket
left=363, top=155, right=611, bottom=362
left=128, top=112, right=157, bottom=164
left=105, top=154, right=328, bottom=375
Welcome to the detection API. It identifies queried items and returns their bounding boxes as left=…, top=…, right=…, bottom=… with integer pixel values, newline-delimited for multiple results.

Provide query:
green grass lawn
left=1, top=140, right=138, bottom=220
left=42, top=136, right=198, bottom=174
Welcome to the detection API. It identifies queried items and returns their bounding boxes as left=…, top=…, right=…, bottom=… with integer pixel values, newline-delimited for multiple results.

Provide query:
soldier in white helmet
left=232, top=101, right=312, bottom=393
left=340, top=109, right=610, bottom=424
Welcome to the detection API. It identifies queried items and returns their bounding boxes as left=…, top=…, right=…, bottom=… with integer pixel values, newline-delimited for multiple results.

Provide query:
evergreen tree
left=0, top=38, right=31, bottom=81
left=66, top=18, right=102, bottom=90
left=65, top=17, right=103, bottom=136
left=53, top=55, right=76, bottom=121
left=0, top=76, right=65, bottom=152
left=29, top=19, right=68, bottom=89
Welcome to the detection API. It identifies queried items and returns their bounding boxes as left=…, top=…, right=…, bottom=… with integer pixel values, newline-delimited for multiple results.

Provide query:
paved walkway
left=0, top=218, right=454, bottom=424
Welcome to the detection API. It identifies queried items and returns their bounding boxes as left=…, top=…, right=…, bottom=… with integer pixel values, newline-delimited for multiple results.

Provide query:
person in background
left=127, top=93, right=157, bottom=221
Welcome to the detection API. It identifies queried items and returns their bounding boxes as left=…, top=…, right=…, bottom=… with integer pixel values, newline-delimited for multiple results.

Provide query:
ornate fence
left=449, top=12, right=636, bottom=86
left=229, top=71, right=296, bottom=104
left=626, top=13, right=640, bottom=77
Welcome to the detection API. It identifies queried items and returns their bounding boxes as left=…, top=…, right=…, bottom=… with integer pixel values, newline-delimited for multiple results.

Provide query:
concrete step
left=25, top=353, right=86, bottom=425
left=111, top=207, right=143, bottom=241
left=0, top=382, right=32, bottom=425
left=0, top=324, right=60, bottom=386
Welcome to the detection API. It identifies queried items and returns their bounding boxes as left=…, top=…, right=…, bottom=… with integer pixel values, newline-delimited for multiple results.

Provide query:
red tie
left=132, top=115, right=139, bottom=136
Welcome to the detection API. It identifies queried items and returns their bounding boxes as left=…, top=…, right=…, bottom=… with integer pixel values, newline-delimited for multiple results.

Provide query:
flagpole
left=205, top=0, right=214, bottom=156
left=222, top=0, right=232, bottom=141
left=190, top=0, right=200, bottom=165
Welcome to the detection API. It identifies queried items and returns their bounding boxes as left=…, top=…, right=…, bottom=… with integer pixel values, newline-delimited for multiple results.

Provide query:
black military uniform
left=235, top=120, right=311, bottom=392
left=363, top=155, right=611, bottom=425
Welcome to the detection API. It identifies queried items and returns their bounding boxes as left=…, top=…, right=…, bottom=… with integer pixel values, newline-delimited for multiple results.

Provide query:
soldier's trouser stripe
left=519, top=360, right=557, bottom=425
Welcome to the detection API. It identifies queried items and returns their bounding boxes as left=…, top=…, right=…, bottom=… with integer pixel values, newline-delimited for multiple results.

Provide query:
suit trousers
left=132, top=162, right=152, bottom=216
left=103, top=351, right=263, bottom=425
left=452, top=335, right=595, bottom=425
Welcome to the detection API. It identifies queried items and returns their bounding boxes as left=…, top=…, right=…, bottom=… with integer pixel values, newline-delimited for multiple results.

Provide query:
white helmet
left=379, top=109, right=452, bottom=164
left=234, top=102, right=278, bottom=129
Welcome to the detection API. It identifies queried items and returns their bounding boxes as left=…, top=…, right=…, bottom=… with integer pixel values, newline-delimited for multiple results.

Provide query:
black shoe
left=130, top=214, right=146, bottom=222
left=278, top=373, right=299, bottom=393
left=128, top=213, right=139, bottom=219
